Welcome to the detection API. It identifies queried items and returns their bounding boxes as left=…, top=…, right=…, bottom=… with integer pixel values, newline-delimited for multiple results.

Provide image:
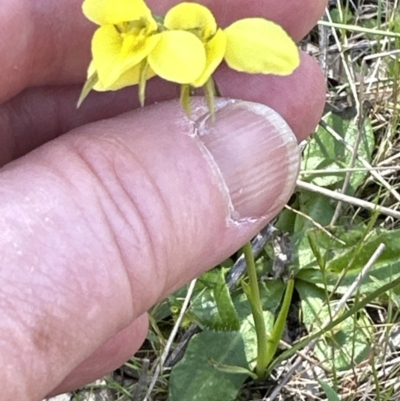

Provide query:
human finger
left=1, top=98, right=300, bottom=399
left=0, top=52, right=324, bottom=165
left=48, top=314, right=149, bottom=396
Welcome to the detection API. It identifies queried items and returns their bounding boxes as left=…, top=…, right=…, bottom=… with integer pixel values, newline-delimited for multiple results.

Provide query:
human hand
left=0, top=0, right=327, bottom=399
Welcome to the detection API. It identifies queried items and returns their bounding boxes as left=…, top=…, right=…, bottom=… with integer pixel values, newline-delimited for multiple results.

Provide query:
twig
left=323, top=6, right=361, bottom=226
left=265, top=243, right=386, bottom=401
left=330, top=100, right=369, bottom=226
left=300, top=166, right=400, bottom=174
left=319, top=120, right=400, bottom=203
left=271, top=334, right=332, bottom=374
left=143, top=278, right=197, bottom=401
left=132, top=359, right=149, bottom=401
left=318, top=20, right=400, bottom=38
left=284, top=204, right=345, bottom=245
left=296, top=180, right=400, bottom=220
left=318, top=12, right=329, bottom=82
left=226, top=223, right=277, bottom=289
left=163, top=324, right=201, bottom=368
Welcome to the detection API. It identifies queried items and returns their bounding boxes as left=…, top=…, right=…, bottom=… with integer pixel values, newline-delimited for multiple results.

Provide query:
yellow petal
left=148, top=31, right=206, bottom=84
left=91, top=26, right=122, bottom=85
left=93, top=64, right=156, bottom=91
left=192, top=28, right=226, bottom=87
left=82, top=0, right=153, bottom=25
left=92, top=25, right=160, bottom=88
left=224, top=18, right=300, bottom=75
left=164, top=2, right=217, bottom=39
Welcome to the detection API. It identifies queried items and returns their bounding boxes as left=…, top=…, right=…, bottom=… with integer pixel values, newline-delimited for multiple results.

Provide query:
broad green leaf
left=295, top=192, right=336, bottom=233
left=275, top=204, right=298, bottom=234
left=295, top=224, right=365, bottom=276
left=169, top=330, right=248, bottom=401
left=307, top=230, right=327, bottom=270
left=190, top=269, right=240, bottom=331
left=292, top=193, right=336, bottom=270
left=301, top=112, right=374, bottom=191
left=268, top=275, right=400, bottom=374
left=297, top=281, right=371, bottom=371
left=297, top=227, right=400, bottom=295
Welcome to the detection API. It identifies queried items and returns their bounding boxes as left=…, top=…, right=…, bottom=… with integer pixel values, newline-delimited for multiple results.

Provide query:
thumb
left=0, top=98, right=299, bottom=400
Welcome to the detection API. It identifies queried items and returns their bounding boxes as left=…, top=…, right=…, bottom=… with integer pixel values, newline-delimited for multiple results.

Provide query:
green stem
left=204, top=77, right=216, bottom=120
left=180, top=84, right=191, bottom=116
left=243, top=242, right=295, bottom=379
left=243, top=241, right=268, bottom=378
left=138, top=60, right=150, bottom=107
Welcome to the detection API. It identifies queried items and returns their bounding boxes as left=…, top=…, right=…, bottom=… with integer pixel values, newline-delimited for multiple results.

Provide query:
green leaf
left=297, top=227, right=400, bottom=295
left=291, top=192, right=337, bottom=271
left=330, top=7, right=354, bottom=25
left=169, top=330, right=248, bottom=401
left=190, top=269, right=240, bottom=331
left=295, top=192, right=336, bottom=233
left=264, top=278, right=295, bottom=368
left=301, top=112, right=374, bottom=191
left=267, top=275, right=400, bottom=374
left=307, top=230, right=327, bottom=270
left=296, top=224, right=364, bottom=275
left=297, top=281, right=371, bottom=371
left=318, top=379, right=341, bottom=401
left=276, top=201, right=298, bottom=234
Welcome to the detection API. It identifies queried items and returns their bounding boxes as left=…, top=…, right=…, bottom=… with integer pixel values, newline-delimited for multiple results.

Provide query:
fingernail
left=195, top=100, right=300, bottom=222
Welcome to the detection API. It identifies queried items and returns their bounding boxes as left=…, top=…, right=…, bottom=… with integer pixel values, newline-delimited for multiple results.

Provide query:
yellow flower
left=79, top=0, right=211, bottom=106
left=163, top=3, right=227, bottom=88
left=161, top=2, right=300, bottom=86
left=78, top=0, right=300, bottom=111
left=157, top=2, right=300, bottom=114
left=82, top=0, right=159, bottom=91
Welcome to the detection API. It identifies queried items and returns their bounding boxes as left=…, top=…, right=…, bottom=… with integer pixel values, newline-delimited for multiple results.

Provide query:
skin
left=0, top=0, right=328, bottom=399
